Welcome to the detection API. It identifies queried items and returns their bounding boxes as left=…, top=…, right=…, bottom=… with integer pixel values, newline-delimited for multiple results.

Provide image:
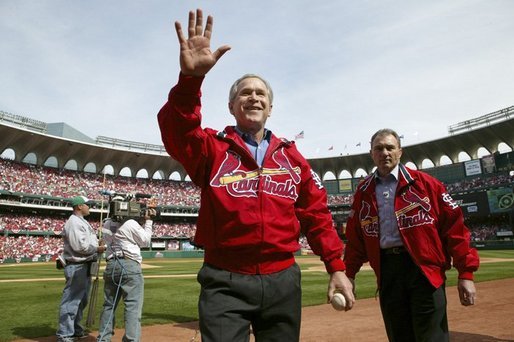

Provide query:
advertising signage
left=451, top=191, right=490, bottom=217
left=487, top=187, right=514, bottom=214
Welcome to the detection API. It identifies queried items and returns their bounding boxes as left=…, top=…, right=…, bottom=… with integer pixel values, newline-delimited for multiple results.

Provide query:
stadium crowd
left=1, top=158, right=512, bottom=208
left=445, top=174, right=513, bottom=193
left=0, top=159, right=201, bottom=207
left=0, top=158, right=512, bottom=261
left=0, top=214, right=196, bottom=238
left=0, top=235, right=62, bottom=262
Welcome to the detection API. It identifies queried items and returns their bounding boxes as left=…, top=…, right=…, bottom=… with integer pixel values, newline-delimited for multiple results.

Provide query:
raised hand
left=175, top=9, right=231, bottom=76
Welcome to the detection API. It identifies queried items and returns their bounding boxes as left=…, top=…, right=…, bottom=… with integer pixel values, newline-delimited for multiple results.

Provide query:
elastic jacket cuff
left=325, top=258, right=346, bottom=274
left=458, top=271, right=474, bottom=281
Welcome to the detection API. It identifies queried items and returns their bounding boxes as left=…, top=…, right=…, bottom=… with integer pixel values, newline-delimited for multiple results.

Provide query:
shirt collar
left=376, top=164, right=400, bottom=183
left=234, top=126, right=271, bottom=145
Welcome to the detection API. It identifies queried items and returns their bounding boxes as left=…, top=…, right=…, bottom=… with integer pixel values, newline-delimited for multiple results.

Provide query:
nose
left=248, top=91, right=259, bottom=100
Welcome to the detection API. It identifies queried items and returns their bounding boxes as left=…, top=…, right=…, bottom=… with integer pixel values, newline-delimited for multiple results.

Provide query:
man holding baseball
left=344, top=128, right=480, bottom=341
left=157, top=9, right=354, bottom=341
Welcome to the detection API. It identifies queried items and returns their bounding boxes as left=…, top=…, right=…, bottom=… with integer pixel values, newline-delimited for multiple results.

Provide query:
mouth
left=245, top=106, right=262, bottom=111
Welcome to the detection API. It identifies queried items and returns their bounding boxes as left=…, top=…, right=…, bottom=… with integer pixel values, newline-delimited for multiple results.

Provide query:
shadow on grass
left=450, top=331, right=514, bottom=342
left=11, top=324, right=55, bottom=340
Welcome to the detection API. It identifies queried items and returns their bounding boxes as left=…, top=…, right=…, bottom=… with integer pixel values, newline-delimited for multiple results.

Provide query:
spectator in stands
left=344, top=128, right=480, bottom=341
left=97, top=197, right=156, bottom=342
left=157, top=9, right=354, bottom=341
left=56, top=196, right=105, bottom=342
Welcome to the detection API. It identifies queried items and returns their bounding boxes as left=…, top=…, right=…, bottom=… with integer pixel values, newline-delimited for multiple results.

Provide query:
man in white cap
left=56, top=196, right=105, bottom=342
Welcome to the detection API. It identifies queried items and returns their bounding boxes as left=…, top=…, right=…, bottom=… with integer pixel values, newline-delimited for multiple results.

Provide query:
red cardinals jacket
left=344, top=163, right=479, bottom=288
left=158, top=73, right=345, bottom=275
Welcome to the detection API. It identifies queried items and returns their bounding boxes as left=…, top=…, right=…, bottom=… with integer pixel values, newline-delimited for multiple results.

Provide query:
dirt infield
left=16, top=278, right=514, bottom=341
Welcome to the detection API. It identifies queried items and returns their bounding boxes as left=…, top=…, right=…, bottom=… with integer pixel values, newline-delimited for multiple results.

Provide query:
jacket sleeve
left=295, top=159, right=346, bottom=273
left=343, top=192, right=368, bottom=279
left=157, top=73, right=210, bottom=187
left=432, top=178, right=480, bottom=280
left=68, top=219, right=98, bottom=256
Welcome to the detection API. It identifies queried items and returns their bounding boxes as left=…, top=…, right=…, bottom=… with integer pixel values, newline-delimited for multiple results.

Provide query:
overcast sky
left=1, top=0, right=513, bottom=159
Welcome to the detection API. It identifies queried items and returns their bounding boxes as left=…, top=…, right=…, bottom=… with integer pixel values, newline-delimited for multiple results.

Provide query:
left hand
left=457, top=279, right=476, bottom=306
left=327, top=271, right=355, bottom=311
left=144, top=208, right=157, bottom=220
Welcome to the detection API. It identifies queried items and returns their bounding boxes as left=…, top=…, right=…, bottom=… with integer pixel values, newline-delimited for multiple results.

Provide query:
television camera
left=99, top=190, right=160, bottom=222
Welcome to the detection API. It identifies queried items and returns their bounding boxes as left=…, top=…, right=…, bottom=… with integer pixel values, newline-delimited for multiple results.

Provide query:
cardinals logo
left=210, top=149, right=301, bottom=199
left=396, top=187, right=434, bottom=230
left=359, top=201, right=379, bottom=237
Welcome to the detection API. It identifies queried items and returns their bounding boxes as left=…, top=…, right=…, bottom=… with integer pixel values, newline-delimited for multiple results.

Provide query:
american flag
left=294, top=130, right=304, bottom=140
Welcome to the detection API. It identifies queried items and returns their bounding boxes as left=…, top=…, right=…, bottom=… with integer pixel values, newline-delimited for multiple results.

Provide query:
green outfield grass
left=0, top=250, right=513, bottom=341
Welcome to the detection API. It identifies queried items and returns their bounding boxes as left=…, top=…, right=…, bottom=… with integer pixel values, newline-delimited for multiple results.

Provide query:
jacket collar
left=217, top=126, right=292, bottom=151
left=360, top=163, right=415, bottom=194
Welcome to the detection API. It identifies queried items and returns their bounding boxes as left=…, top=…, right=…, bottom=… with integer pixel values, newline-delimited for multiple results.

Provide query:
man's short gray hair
left=228, top=74, right=274, bottom=104
left=370, top=128, right=402, bottom=148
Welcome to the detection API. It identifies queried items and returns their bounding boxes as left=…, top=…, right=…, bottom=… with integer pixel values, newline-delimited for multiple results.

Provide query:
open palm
left=175, top=9, right=230, bottom=76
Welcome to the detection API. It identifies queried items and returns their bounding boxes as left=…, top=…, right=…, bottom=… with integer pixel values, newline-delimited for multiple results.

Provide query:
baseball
left=331, top=292, right=346, bottom=311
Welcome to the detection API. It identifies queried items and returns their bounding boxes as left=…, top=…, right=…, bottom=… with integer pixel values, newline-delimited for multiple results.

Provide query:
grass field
left=0, top=250, right=513, bottom=341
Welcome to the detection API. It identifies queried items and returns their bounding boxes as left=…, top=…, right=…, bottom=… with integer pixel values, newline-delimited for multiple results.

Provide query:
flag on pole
left=356, top=142, right=361, bottom=147
left=294, top=130, right=305, bottom=140
left=328, top=146, right=334, bottom=151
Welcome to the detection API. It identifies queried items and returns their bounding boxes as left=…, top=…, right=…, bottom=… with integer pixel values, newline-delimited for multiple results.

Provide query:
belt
left=106, top=252, right=125, bottom=261
left=381, top=246, right=407, bottom=255
left=66, top=260, right=92, bottom=265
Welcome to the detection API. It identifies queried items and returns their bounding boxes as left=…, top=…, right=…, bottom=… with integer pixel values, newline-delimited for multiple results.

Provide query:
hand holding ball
left=331, top=292, right=347, bottom=311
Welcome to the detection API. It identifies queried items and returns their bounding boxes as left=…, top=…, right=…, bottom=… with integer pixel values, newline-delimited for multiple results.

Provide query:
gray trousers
left=198, top=263, right=302, bottom=342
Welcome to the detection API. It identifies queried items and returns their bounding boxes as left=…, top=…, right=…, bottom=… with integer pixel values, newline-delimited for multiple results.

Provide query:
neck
left=237, top=126, right=266, bottom=143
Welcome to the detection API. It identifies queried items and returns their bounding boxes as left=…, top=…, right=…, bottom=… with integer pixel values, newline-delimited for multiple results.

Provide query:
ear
left=268, top=104, right=273, bottom=117
left=228, top=102, right=234, bottom=115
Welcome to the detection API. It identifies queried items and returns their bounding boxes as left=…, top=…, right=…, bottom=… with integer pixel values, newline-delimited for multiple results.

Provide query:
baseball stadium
left=0, top=105, right=513, bottom=341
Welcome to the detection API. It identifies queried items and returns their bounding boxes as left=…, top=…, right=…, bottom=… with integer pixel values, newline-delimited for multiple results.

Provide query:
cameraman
left=97, top=197, right=156, bottom=342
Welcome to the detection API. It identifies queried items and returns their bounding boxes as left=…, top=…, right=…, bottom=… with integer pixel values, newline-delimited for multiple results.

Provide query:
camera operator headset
left=97, top=195, right=156, bottom=342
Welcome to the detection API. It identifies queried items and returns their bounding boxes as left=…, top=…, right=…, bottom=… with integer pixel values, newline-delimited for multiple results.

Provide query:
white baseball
left=331, top=292, right=346, bottom=311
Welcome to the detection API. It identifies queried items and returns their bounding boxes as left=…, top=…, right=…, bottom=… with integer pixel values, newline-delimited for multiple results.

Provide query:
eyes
left=373, top=144, right=398, bottom=152
left=238, top=88, right=268, bottom=99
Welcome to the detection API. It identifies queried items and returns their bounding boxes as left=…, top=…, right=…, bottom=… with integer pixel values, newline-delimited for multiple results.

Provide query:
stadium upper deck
left=0, top=106, right=512, bottom=180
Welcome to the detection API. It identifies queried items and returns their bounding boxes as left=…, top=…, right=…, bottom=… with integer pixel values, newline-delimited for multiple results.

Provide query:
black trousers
left=379, top=250, right=449, bottom=342
left=197, top=263, right=301, bottom=342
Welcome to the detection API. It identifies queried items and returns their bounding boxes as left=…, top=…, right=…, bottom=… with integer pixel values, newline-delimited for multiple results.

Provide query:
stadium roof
left=0, top=122, right=187, bottom=179
left=309, top=116, right=513, bottom=178
left=1, top=111, right=513, bottom=180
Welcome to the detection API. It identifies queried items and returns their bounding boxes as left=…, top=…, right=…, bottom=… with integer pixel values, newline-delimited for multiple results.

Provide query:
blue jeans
left=57, top=263, right=91, bottom=338
left=98, top=259, right=144, bottom=342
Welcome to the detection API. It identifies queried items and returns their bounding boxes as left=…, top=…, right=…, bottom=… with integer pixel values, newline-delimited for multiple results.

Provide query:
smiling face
left=228, top=77, right=272, bottom=135
left=371, top=133, right=402, bottom=177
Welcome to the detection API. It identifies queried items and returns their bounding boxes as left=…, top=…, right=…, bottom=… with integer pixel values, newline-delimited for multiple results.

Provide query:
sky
left=1, top=0, right=513, bottom=159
